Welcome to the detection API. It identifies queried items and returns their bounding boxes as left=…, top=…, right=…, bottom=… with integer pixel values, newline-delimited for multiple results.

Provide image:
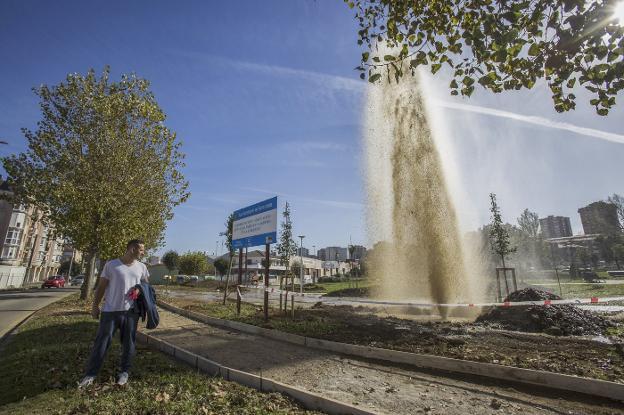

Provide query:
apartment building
left=0, top=179, right=64, bottom=287
left=578, top=201, right=622, bottom=235
left=539, top=215, right=573, bottom=239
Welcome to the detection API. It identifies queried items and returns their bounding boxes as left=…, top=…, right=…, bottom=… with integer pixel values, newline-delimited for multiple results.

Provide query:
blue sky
left=1, top=0, right=623, bottom=256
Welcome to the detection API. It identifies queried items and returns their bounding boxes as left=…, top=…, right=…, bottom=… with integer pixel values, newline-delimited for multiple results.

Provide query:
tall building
left=539, top=216, right=572, bottom=239
left=318, top=246, right=348, bottom=262
left=349, top=244, right=367, bottom=260
left=578, top=201, right=621, bottom=235
left=296, top=247, right=309, bottom=257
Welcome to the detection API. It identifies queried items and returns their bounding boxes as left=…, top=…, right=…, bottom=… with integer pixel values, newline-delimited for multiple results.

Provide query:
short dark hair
left=126, top=239, right=144, bottom=250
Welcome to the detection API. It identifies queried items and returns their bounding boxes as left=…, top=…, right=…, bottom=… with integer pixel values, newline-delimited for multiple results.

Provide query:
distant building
left=147, top=255, right=161, bottom=266
left=0, top=179, right=64, bottom=287
left=349, top=245, right=367, bottom=260
left=318, top=246, right=348, bottom=262
left=296, top=247, right=309, bottom=257
left=539, top=216, right=572, bottom=239
left=578, top=201, right=621, bottom=235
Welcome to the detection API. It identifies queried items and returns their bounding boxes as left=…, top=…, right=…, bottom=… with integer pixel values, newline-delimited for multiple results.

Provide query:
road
left=0, top=288, right=76, bottom=339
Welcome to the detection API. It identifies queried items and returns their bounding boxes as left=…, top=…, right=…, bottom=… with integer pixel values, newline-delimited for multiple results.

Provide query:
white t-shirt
left=100, top=258, right=149, bottom=312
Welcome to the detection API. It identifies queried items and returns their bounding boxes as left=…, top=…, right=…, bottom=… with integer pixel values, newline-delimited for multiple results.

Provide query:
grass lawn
left=160, top=294, right=346, bottom=339
left=528, top=281, right=624, bottom=299
left=0, top=294, right=319, bottom=415
left=304, top=280, right=372, bottom=294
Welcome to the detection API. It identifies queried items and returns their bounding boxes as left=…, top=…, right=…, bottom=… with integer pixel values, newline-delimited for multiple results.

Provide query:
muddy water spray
left=365, top=73, right=477, bottom=312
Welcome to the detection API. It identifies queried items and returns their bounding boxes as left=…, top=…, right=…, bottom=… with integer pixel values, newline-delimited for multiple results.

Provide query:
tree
left=213, top=258, right=229, bottom=277
left=348, top=0, right=624, bottom=115
left=178, top=251, right=210, bottom=275
left=225, top=213, right=234, bottom=255
left=613, top=244, right=624, bottom=269
left=517, top=209, right=540, bottom=238
left=516, top=208, right=546, bottom=269
left=162, top=250, right=180, bottom=274
left=488, top=193, right=516, bottom=269
left=2, top=67, right=189, bottom=299
left=59, top=259, right=83, bottom=277
left=276, top=202, right=297, bottom=288
left=607, top=193, right=624, bottom=231
left=290, top=262, right=302, bottom=281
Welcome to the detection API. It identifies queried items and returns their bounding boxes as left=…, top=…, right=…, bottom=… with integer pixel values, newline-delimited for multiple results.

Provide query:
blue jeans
left=85, top=309, right=139, bottom=376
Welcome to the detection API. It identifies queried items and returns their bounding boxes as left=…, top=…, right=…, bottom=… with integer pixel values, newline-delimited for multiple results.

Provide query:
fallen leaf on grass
left=155, top=392, right=170, bottom=402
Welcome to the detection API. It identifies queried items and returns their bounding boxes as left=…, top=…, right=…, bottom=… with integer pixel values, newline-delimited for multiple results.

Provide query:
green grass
left=0, top=294, right=319, bottom=415
left=160, top=294, right=346, bottom=339
left=308, top=280, right=371, bottom=294
left=528, top=282, right=624, bottom=299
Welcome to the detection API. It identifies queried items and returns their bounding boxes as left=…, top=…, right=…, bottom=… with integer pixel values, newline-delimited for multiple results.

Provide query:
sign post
left=231, top=197, right=277, bottom=320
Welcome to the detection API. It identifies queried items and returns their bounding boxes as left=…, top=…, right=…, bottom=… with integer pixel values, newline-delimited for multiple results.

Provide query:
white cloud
left=240, top=186, right=363, bottom=210
left=434, top=100, right=624, bottom=145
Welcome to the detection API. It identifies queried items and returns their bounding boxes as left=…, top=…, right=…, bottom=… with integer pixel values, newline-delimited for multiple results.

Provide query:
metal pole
left=237, top=248, right=243, bottom=315
left=264, top=242, right=270, bottom=322
left=244, top=247, right=248, bottom=284
left=298, top=235, right=305, bottom=294
left=551, top=244, right=563, bottom=297
left=67, top=247, right=75, bottom=279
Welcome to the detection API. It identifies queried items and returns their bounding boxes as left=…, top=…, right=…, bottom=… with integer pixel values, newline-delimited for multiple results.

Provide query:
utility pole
left=298, top=235, right=305, bottom=294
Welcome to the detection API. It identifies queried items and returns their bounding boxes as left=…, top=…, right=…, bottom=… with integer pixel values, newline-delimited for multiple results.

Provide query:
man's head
left=126, top=239, right=145, bottom=260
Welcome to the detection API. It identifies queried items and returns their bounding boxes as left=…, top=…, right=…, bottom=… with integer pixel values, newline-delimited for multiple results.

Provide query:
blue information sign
left=231, top=197, right=278, bottom=249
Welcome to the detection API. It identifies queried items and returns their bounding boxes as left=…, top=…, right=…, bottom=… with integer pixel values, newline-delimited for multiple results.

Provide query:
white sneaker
left=78, top=375, right=95, bottom=388
left=117, top=372, right=129, bottom=386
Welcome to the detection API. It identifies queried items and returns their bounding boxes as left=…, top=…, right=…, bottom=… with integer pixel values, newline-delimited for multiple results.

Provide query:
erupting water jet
left=364, top=70, right=484, bottom=317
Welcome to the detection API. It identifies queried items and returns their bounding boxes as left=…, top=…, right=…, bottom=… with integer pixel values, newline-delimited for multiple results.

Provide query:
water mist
left=364, top=71, right=484, bottom=317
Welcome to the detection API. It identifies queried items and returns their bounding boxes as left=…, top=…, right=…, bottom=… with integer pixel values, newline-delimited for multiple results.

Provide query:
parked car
left=70, top=275, right=85, bottom=286
left=42, top=275, right=66, bottom=288
left=175, top=275, right=188, bottom=284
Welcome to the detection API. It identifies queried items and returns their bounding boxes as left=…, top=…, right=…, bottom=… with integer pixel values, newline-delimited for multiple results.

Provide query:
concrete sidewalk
left=142, top=308, right=624, bottom=415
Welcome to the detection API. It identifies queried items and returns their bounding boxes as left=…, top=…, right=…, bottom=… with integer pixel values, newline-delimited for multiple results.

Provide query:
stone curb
left=157, top=300, right=624, bottom=402
left=136, top=330, right=377, bottom=415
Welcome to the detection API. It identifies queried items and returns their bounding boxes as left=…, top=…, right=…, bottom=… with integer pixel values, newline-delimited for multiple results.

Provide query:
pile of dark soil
left=504, top=287, right=561, bottom=302
left=478, top=289, right=614, bottom=336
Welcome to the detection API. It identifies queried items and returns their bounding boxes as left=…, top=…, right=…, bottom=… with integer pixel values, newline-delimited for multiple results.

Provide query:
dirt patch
left=150, top=308, right=624, bottom=415
left=504, top=287, right=562, bottom=302
left=477, top=289, right=614, bottom=336
left=162, top=294, right=624, bottom=383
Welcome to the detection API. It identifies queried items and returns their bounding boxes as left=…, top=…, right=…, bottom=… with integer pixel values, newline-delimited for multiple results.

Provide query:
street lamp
left=298, top=235, right=305, bottom=294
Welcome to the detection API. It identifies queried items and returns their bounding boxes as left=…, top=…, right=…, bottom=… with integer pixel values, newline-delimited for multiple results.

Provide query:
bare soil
left=162, top=294, right=624, bottom=384
left=148, top=308, right=624, bottom=415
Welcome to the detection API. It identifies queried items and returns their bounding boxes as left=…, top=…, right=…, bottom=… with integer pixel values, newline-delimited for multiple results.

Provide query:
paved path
left=145, top=308, right=624, bottom=415
left=0, top=288, right=76, bottom=339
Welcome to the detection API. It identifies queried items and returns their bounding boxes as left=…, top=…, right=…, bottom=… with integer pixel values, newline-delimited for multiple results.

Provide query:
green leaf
left=362, top=52, right=369, bottom=62
left=431, top=63, right=442, bottom=74
left=528, top=43, right=540, bottom=56
left=383, top=55, right=396, bottom=62
left=369, top=73, right=382, bottom=83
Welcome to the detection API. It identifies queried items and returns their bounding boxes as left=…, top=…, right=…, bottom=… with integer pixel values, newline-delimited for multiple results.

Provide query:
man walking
left=78, top=239, right=149, bottom=387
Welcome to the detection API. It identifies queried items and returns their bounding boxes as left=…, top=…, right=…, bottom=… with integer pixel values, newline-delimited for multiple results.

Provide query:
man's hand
left=91, top=304, right=100, bottom=320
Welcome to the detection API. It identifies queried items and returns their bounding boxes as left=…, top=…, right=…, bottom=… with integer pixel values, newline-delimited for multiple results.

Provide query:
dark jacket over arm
left=134, top=282, right=159, bottom=329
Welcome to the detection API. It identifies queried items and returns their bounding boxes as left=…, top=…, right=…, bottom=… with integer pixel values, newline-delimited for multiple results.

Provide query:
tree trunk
left=80, top=252, right=98, bottom=300
left=222, top=255, right=234, bottom=305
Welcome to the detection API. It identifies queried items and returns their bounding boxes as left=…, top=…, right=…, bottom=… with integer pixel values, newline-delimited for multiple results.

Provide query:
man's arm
left=91, top=278, right=109, bottom=319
